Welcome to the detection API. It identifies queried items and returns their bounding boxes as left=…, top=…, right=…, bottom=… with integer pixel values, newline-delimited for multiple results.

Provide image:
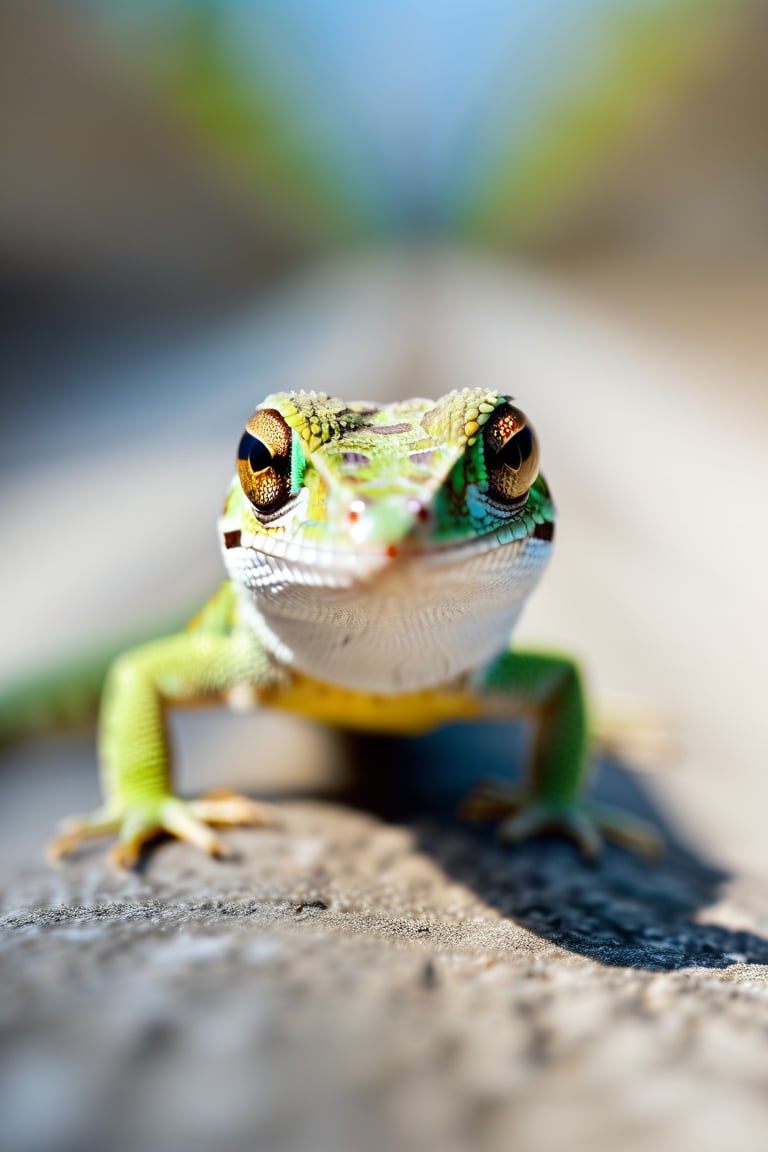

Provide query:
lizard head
left=220, top=389, right=552, bottom=563
left=218, top=390, right=555, bottom=692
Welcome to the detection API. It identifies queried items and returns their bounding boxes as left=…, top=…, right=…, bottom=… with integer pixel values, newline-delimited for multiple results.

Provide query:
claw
left=50, top=789, right=277, bottom=868
left=498, top=802, right=603, bottom=859
left=47, top=809, right=120, bottom=864
left=188, top=790, right=279, bottom=828
left=161, top=799, right=231, bottom=858
left=461, top=781, right=661, bottom=860
left=584, top=801, right=662, bottom=861
left=109, top=833, right=157, bottom=870
left=459, top=779, right=523, bottom=820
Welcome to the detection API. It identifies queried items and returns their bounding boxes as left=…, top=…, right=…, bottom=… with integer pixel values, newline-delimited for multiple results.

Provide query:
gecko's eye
left=237, top=408, right=293, bottom=514
left=483, top=403, right=539, bottom=507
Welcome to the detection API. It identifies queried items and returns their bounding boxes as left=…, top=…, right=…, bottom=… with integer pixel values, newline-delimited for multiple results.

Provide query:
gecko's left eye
left=237, top=408, right=293, bottom=514
left=483, top=403, right=540, bottom=507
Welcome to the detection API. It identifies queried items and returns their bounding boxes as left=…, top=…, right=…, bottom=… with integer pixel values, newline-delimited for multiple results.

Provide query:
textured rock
left=3, top=726, right=768, bottom=1152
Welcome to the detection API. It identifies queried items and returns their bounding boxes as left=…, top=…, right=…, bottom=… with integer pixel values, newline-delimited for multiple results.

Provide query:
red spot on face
left=386, top=544, right=399, bottom=559
left=348, top=499, right=366, bottom=524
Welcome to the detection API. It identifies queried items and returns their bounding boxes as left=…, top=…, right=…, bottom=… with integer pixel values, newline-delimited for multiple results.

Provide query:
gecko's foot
left=48, top=790, right=278, bottom=868
left=461, top=780, right=661, bottom=861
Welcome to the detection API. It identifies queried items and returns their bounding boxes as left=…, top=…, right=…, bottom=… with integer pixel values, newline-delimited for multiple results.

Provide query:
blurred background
left=1, top=0, right=767, bottom=874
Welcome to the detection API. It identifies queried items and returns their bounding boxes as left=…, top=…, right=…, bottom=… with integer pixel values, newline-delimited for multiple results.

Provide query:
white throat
left=224, top=536, right=552, bottom=694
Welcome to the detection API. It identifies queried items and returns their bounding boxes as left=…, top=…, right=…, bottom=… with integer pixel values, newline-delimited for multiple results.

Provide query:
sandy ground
left=2, top=251, right=768, bottom=1151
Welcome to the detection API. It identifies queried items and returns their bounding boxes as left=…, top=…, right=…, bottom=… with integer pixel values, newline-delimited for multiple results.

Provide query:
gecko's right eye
left=482, top=402, right=540, bottom=508
left=239, top=433, right=272, bottom=474
left=237, top=408, right=293, bottom=514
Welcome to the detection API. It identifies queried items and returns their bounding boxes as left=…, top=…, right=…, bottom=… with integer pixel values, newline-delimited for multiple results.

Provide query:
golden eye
left=483, top=403, right=539, bottom=506
left=237, top=408, right=292, bottom=513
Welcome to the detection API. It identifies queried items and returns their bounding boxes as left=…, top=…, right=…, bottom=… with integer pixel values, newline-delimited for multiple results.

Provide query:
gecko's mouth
left=224, top=516, right=553, bottom=580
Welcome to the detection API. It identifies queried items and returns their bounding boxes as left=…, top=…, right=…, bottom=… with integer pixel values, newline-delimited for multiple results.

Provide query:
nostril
left=407, top=498, right=430, bottom=523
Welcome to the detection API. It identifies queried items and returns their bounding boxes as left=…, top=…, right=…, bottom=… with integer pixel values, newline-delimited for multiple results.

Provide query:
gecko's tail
left=0, top=607, right=200, bottom=748
left=0, top=654, right=111, bottom=747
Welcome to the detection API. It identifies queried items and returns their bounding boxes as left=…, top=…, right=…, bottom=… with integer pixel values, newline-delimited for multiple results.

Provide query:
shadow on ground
left=337, top=723, right=768, bottom=972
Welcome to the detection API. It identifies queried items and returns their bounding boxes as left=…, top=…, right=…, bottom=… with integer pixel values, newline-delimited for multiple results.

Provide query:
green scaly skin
left=50, top=585, right=279, bottom=867
left=50, top=389, right=659, bottom=866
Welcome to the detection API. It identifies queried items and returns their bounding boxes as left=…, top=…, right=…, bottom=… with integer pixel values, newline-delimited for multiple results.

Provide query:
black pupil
left=497, top=425, right=533, bottom=470
left=238, top=432, right=272, bottom=473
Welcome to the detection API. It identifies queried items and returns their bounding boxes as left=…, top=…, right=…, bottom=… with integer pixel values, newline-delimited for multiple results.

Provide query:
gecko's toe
left=51, top=791, right=278, bottom=868
left=459, top=779, right=523, bottom=820
left=47, top=810, right=120, bottom=864
left=160, top=799, right=232, bottom=858
left=109, top=836, right=148, bottom=870
left=498, top=803, right=604, bottom=859
left=584, top=801, right=663, bottom=861
left=189, top=790, right=279, bottom=828
left=461, top=779, right=661, bottom=861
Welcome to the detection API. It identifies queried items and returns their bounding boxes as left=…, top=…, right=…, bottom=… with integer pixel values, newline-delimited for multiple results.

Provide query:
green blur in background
left=2, top=0, right=760, bottom=294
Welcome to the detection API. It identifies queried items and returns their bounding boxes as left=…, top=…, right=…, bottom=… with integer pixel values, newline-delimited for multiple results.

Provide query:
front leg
left=463, top=650, right=661, bottom=859
left=49, top=626, right=280, bottom=866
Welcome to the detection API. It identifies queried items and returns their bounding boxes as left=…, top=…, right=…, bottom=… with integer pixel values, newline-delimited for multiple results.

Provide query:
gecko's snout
left=345, top=495, right=425, bottom=552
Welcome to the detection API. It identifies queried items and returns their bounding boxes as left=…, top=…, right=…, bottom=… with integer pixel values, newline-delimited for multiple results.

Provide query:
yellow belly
left=266, top=671, right=483, bottom=735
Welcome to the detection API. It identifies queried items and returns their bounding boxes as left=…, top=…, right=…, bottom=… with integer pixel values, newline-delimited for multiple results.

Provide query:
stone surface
left=3, top=724, right=768, bottom=1152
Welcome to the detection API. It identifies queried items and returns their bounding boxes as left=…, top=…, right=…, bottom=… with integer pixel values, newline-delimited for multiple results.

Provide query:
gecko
left=49, top=388, right=659, bottom=866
